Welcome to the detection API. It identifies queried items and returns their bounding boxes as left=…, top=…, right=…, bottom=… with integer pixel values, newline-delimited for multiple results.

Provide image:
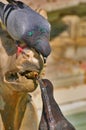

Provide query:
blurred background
left=1, top=0, right=86, bottom=130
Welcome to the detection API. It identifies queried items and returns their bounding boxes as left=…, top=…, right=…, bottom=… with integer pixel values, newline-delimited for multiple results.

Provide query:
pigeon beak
left=34, top=39, right=51, bottom=61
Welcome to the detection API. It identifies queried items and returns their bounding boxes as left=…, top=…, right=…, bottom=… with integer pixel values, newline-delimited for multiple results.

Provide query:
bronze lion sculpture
left=0, top=20, right=45, bottom=130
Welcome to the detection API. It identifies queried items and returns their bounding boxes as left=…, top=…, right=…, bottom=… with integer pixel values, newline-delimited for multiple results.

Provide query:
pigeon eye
left=28, top=31, right=34, bottom=36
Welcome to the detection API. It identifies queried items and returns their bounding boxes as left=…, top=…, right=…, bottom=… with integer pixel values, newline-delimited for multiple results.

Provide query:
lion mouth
left=4, top=70, right=39, bottom=83
left=3, top=70, right=39, bottom=92
left=19, top=70, right=38, bottom=79
left=4, top=58, right=45, bottom=84
left=3, top=47, right=45, bottom=92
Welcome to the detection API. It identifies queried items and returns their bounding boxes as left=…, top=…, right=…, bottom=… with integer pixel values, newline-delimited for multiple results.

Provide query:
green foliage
left=48, top=3, right=86, bottom=22
left=66, top=111, right=86, bottom=130
left=50, top=20, right=67, bottom=40
left=47, top=3, right=86, bottom=39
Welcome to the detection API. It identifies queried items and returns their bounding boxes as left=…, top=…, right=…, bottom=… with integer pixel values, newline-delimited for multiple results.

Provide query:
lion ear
left=35, top=8, right=48, bottom=19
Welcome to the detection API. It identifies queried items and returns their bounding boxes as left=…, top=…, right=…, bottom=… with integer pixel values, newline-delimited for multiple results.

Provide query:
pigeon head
left=23, top=27, right=51, bottom=62
left=41, top=79, right=54, bottom=97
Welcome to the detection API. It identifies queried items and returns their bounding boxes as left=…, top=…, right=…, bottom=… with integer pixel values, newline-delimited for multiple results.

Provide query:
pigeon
left=0, top=0, right=51, bottom=61
left=38, top=79, right=76, bottom=130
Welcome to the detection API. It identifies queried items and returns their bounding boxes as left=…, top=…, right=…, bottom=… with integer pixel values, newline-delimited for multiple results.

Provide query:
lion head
left=0, top=21, right=45, bottom=92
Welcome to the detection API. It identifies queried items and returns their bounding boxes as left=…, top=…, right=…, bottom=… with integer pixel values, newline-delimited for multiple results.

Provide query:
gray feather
left=0, top=1, right=51, bottom=57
